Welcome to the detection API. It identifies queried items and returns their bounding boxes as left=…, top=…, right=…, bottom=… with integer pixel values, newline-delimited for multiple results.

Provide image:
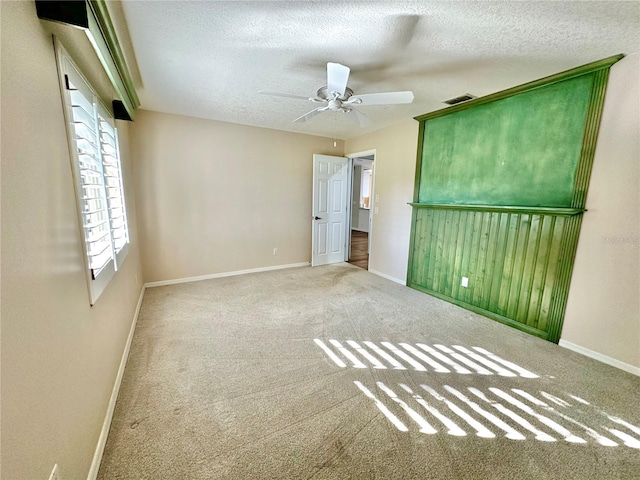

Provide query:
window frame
left=54, top=38, right=130, bottom=305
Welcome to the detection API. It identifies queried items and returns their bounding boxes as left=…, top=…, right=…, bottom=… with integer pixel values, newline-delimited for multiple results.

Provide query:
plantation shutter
left=97, top=105, right=129, bottom=256
left=66, top=67, right=114, bottom=277
left=57, top=43, right=131, bottom=304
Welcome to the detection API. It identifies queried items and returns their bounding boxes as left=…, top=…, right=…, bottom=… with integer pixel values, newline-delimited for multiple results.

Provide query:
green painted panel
left=408, top=209, right=569, bottom=339
left=418, top=74, right=594, bottom=207
left=409, top=59, right=618, bottom=343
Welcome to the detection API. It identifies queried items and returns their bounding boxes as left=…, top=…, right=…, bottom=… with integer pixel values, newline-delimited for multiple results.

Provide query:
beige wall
left=131, top=110, right=343, bottom=283
left=1, top=2, right=144, bottom=479
left=345, top=121, right=419, bottom=283
left=562, top=53, right=640, bottom=369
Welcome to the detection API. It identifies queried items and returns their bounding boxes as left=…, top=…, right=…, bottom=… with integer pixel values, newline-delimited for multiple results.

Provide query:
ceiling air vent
left=443, top=93, right=476, bottom=105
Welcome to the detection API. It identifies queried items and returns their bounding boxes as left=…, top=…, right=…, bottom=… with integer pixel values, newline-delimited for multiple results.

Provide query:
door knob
left=314, top=216, right=322, bottom=220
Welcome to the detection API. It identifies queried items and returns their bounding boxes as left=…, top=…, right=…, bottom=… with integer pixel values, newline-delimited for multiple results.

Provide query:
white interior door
left=312, top=154, right=349, bottom=266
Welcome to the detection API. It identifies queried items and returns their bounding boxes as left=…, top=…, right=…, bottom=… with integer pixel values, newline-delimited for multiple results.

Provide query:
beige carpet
left=98, top=263, right=639, bottom=479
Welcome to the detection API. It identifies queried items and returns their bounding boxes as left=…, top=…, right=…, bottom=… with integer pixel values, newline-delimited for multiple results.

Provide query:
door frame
left=345, top=149, right=377, bottom=269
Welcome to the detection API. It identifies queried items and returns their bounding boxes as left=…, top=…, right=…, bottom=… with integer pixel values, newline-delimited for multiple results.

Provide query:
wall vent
left=443, top=94, right=477, bottom=105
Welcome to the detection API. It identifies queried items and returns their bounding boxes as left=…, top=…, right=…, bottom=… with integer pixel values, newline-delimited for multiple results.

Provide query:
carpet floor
left=98, top=264, right=639, bottom=479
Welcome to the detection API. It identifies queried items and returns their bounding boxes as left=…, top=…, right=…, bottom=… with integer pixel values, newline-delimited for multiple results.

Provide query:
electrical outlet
left=273, top=248, right=278, bottom=256
left=48, top=464, right=60, bottom=480
left=375, top=194, right=380, bottom=202
left=374, top=207, right=379, bottom=215
left=461, top=276, right=469, bottom=288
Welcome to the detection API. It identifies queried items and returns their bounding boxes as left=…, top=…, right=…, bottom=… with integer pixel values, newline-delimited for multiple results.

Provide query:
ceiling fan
left=260, top=62, right=414, bottom=127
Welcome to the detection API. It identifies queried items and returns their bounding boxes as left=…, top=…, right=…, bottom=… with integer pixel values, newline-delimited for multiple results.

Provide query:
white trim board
left=558, top=339, right=640, bottom=376
left=346, top=148, right=377, bottom=159
left=87, top=285, right=146, bottom=480
left=144, top=262, right=311, bottom=288
left=369, top=268, right=406, bottom=286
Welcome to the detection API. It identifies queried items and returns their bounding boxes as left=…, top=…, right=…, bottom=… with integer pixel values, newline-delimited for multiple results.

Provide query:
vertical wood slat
left=450, top=212, right=463, bottom=301
left=481, top=213, right=501, bottom=310
left=439, top=210, right=453, bottom=295
left=547, top=214, right=583, bottom=342
left=424, top=209, right=438, bottom=290
left=487, top=213, right=509, bottom=312
left=407, top=208, right=573, bottom=340
left=458, top=211, right=474, bottom=304
left=517, top=215, right=543, bottom=324
left=406, top=204, right=420, bottom=286
left=443, top=210, right=457, bottom=297
left=497, top=214, right=520, bottom=316
left=507, top=214, right=531, bottom=320
left=410, top=211, right=422, bottom=285
left=525, top=215, right=552, bottom=327
left=432, top=209, right=447, bottom=293
left=472, top=212, right=491, bottom=307
left=537, top=217, right=565, bottom=332
left=539, top=217, right=562, bottom=327
left=572, top=69, right=609, bottom=208
left=464, top=211, right=478, bottom=305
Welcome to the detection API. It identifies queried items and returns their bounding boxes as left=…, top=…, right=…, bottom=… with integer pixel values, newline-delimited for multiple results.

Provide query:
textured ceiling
left=120, top=1, right=639, bottom=139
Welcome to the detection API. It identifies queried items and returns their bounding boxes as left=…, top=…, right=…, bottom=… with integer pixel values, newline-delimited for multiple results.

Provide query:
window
left=360, top=168, right=373, bottom=208
left=56, top=41, right=129, bottom=304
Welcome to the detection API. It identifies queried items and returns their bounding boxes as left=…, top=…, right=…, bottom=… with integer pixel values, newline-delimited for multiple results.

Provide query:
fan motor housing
left=317, top=86, right=354, bottom=101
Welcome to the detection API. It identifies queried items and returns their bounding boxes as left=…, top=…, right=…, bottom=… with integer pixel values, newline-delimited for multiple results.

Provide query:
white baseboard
left=558, top=339, right=640, bottom=376
left=144, top=262, right=311, bottom=288
left=87, top=286, right=146, bottom=480
left=369, top=268, right=406, bottom=286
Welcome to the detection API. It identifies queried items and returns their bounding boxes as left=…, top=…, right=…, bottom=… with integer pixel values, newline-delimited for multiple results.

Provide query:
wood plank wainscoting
left=408, top=206, right=582, bottom=341
left=407, top=56, right=621, bottom=343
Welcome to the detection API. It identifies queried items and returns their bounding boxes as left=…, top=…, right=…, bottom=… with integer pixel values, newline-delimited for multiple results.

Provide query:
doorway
left=348, top=153, right=375, bottom=270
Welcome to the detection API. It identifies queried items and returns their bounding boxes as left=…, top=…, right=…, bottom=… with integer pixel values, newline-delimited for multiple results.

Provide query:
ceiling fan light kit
left=260, top=62, right=414, bottom=127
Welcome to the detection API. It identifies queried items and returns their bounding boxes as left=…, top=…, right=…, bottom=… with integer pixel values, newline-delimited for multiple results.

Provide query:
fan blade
left=293, top=106, right=328, bottom=123
left=349, top=108, right=372, bottom=128
left=347, top=91, right=414, bottom=106
left=327, top=62, right=350, bottom=97
left=259, top=90, right=311, bottom=101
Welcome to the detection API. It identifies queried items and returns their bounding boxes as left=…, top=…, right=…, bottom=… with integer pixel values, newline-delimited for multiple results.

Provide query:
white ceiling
left=120, top=1, right=639, bottom=140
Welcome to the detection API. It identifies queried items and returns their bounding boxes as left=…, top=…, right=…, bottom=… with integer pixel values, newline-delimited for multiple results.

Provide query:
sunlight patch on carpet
left=353, top=381, right=640, bottom=448
left=313, top=339, right=538, bottom=377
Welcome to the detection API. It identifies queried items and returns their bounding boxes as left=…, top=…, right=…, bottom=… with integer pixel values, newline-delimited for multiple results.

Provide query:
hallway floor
left=348, top=230, right=369, bottom=270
